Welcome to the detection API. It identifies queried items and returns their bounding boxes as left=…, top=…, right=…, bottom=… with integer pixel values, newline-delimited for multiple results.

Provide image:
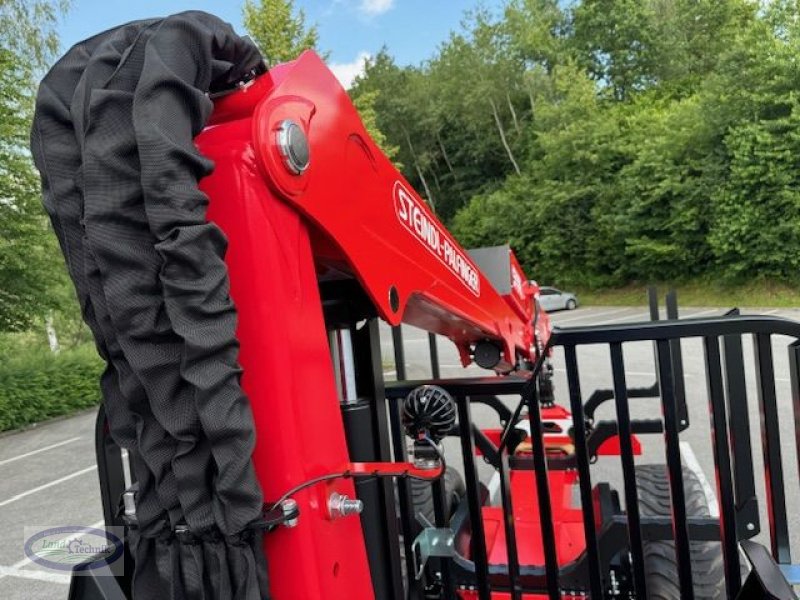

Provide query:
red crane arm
left=208, top=50, right=548, bottom=369
left=194, top=50, right=552, bottom=599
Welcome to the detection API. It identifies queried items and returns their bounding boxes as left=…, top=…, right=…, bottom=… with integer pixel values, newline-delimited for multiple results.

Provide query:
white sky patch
left=329, top=51, right=371, bottom=89
left=359, top=0, right=395, bottom=16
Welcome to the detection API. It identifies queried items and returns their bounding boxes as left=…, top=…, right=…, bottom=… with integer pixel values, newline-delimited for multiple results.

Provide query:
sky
left=56, top=0, right=503, bottom=88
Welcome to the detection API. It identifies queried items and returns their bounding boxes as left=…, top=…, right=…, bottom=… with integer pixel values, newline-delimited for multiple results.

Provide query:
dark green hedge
left=0, top=346, right=103, bottom=432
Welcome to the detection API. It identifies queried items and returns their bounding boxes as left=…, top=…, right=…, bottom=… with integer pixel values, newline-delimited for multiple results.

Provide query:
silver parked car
left=537, top=286, right=579, bottom=312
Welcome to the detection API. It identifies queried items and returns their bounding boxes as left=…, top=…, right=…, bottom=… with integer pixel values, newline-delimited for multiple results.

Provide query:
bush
left=0, top=344, right=103, bottom=432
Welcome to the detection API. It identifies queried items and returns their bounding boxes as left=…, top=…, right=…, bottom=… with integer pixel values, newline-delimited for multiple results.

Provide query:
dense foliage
left=243, top=0, right=321, bottom=65
left=350, top=0, right=800, bottom=286
left=0, top=0, right=69, bottom=330
left=0, top=344, right=102, bottom=431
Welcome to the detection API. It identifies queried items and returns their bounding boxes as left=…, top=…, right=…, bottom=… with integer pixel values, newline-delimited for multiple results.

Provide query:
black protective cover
left=30, top=12, right=269, bottom=599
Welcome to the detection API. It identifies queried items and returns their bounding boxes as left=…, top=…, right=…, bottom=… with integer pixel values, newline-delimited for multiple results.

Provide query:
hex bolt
left=328, top=492, right=364, bottom=519
left=281, top=498, right=299, bottom=528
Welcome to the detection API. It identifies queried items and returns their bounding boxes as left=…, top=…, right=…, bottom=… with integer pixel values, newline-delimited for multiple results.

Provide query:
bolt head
left=281, top=498, right=299, bottom=528
left=276, top=119, right=310, bottom=175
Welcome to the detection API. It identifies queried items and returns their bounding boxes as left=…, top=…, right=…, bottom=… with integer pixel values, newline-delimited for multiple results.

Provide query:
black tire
left=410, top=466, right=466, bottom=529
left=635, top=464, right=726, bottom=599
left=566, top=298, right=577, bottom=310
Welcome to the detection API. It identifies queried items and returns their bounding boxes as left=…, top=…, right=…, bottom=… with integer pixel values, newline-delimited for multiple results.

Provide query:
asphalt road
left=2, top=304, right=800, bottom=599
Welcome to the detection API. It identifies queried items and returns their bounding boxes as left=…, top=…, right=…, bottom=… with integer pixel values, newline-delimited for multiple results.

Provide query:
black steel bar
left=392, top=325, right=406, bottom=381
left=647, top=286, right=659, bottom=321
left=497, top=449, right=522, bottom=600
left=722, top=332, right=759, bottom=538
left=790, top=342, right=800, bottom=546
left=94, top=406, right=127, bottom=529
left=471, top=395, right=513, bottom=424
left=563, top=345, right=603, bottom=598
left=387, top=394, right=422, bottom=599
left=386, top=376, right=528, bottom=400
left=428, top=333, right=440, bottom=379
left=455, top=395, right=492, bottom=600
left=350, top=319, right=406, bottom=600
left=703, top=336, right=742, bottom=599
left=666, top=291, right=689, bottom=429
left=497, top=351, right=550, bottom=452
left=656, top=338, right=694, bottom=599
left=508, top=419, right=665, bottom=472
left=431, top=477, right=454, bottom=596
left=552, top=314, right=800, bottom=345
left=648, top=287, right=662, bottom=403
left=738, top=540, right=799, bottom=600
left=753, top=333, right=791, bottom=563
left=470, top=424, right=502, bottom=470
left=582, top=384, right=659, bottom=423
left=525, top=380, right=560, bottom=599
left=665, top=290, right=679, bottom=320
left=609, top=343, right=647, bottom=598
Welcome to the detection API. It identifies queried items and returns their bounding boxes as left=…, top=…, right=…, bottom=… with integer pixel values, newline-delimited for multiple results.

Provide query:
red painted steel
left=460, top=593, right=585, bottom=600
left=198, top=118, right=373, bottom=598
left=220, top=50, right=546, bottom=368
left=482, top=469, right=585, bottom=566
left=196, top=50, right=585, bottom=600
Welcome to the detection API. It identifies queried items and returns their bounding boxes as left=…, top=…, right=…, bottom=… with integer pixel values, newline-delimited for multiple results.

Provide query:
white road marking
left=486, top=472, right=501, bottom=505
left=551, top=307, right=630, bottom=325
left=0, top=437, right=83, bottom=467
left=681, top=308, right=720, bottom=319
left=590, top=307, right=720, bottom=326
left=0, top=566, right=71, bottom=584
left=591, top=312, right=652, bottom=326
left=553, top=367, right=661, bottom=379
left=0, top=465, right=97, bottom=508
left=762, top=309, right=779, bottom=315
left=680, top=441, right=719, bottom=518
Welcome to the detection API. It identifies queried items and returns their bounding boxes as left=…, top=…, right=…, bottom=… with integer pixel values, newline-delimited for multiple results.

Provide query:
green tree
left=348, top=0, right=800, bottom=289
left=505, top=0, right=570, bottom=73
left=350, top=11, right=532, bottom=219
left=1, top=0, right=68, bottom=332
left=242, top=0, right=320, bottom=65
left=570, top=0, right=754, bottom=99
left=351, top=89, right=400, bottom=166
left=1, top=0, right=67, bottom=70
left=351, top=51, right=443, bottom=209
left=706, top=1, right=800, bottom=280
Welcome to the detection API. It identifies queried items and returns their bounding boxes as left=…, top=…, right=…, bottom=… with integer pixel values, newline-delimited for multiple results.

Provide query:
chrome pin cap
left=276, top=119, right=310, bottom=175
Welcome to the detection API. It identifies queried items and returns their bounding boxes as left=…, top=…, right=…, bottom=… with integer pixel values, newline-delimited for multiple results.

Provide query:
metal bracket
left=411, top=524, right=456, bottom=580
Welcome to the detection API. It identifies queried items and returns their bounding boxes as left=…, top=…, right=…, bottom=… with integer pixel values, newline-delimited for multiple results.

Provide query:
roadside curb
left=0, top=406, right=98, bottom=439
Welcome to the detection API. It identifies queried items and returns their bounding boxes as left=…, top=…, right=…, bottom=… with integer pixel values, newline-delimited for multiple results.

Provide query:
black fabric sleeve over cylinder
left=31, top=11, right=270, bottom=600
left=30, top=21, right=182, bottom=536
left=133, top=12, right=265, bottom=538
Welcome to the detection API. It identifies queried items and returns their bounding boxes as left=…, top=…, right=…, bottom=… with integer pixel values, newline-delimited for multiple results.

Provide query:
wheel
left=566, top=298, right=577, bottom=310
left=634, top=464, right=727, bottom=599
left=410, top=466, right=465, bottom=530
